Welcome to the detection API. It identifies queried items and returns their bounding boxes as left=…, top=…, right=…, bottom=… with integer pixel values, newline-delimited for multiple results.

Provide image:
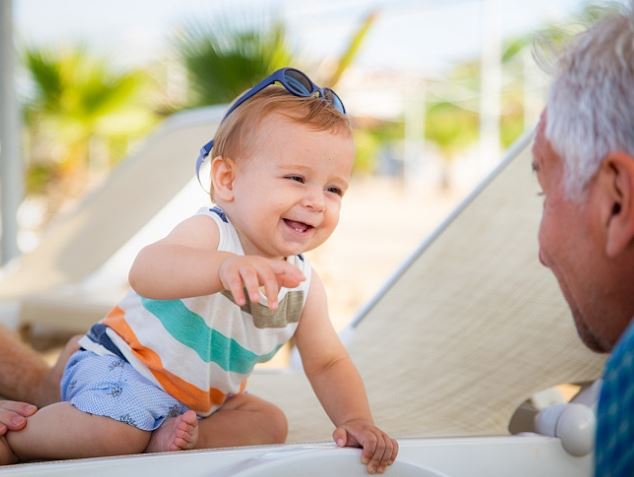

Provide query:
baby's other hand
left=332, top=419, right=398, bottom=474
left=218, top=255, right=305, bottom=309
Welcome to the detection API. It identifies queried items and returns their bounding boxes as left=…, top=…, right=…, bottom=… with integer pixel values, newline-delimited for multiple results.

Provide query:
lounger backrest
left=348, top=132, right=605, bottom=436
left=0, top=107, right=223, bottom=300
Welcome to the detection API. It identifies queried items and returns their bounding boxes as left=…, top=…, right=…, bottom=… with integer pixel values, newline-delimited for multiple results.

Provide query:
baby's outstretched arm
left=129, top=215, right=304, bottom=304
left=295, top=273, right=398, bottom=474
left=129, top=215, right=230, bottom=299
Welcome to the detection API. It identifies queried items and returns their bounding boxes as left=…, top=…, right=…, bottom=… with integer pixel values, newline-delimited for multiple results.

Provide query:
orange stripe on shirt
left=103, top=307, right=228, bottom=413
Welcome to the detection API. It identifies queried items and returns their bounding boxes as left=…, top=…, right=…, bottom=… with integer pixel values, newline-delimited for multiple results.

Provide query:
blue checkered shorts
left=61, top=350, right=189, bottom=431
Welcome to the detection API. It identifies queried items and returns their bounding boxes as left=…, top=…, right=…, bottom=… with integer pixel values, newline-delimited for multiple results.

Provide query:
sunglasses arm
left=195, top=140, right=214, bottom=185
left=222, top=70, right=285, bottom=119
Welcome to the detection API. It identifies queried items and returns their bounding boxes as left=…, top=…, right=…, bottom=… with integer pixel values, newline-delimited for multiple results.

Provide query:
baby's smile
left=283, top=218, right=314, bottom=233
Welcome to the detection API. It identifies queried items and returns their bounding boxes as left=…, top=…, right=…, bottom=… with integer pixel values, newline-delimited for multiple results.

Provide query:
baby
left=0, top=67, right=398, bottom=474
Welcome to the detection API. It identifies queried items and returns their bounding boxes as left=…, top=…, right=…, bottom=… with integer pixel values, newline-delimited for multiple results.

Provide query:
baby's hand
left=218, top=255, right=305, bottom=309
left=332, top=419, right=399, bottom=474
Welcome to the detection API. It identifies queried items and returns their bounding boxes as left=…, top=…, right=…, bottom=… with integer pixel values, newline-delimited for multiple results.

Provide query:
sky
left=14, top=0, right=592, bottom=74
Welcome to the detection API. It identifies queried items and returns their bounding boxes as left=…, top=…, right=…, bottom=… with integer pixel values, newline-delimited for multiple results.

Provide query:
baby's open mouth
left=283, top=219, right=313, bottom=233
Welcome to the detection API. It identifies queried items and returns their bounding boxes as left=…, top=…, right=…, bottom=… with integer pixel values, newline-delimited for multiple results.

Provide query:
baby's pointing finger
left=239, top=267, right=261, bottom=304
left=257, top=268, right=280, bottom=309
left=222, top=271, right=246, bottom=306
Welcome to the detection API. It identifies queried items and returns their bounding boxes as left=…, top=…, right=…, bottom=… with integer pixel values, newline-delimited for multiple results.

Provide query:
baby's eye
left=285, top=175, right=304, bottom=183
left=327, top=186, right=343, bottom=196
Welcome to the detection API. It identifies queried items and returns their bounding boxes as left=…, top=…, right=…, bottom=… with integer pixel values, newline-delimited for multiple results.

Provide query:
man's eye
left=286, top=175, right=304, bottom=183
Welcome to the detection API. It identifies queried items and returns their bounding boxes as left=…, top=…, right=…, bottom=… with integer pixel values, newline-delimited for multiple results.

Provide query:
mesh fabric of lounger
left=0, top=107, right=223, bottom=333
left=247, top=133, right=605, bottom=441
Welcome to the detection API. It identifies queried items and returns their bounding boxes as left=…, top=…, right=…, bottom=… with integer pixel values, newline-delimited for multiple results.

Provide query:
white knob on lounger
left=534, top=403, right=566, bottom=437
left=534, top=402, right=595, bottom=456
left=555, top=403, right=595, bottom=457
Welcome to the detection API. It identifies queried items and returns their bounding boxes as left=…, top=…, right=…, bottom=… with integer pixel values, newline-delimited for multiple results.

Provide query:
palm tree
left=174, top=9, right=378, bottom=108
left=174, top=13, right=294, bottom=107
left=323, top=10, right=379, bottom=88
left=22, top=46, right=158, bottom=219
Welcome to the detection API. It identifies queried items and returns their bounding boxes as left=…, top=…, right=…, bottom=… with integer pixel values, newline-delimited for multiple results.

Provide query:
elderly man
left=532, top=2, right=634, bottom=476
left=0, top=327, right=77, bottom=436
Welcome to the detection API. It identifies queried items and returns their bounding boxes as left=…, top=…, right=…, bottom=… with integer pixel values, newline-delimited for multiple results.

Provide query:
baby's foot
left=146, top=410, right=198, bottom=453
left=0, top=436, right=17, bottom=465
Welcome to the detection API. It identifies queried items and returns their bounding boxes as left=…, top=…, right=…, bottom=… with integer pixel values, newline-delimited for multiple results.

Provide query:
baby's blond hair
left=209, top=87, right=351, bottom=196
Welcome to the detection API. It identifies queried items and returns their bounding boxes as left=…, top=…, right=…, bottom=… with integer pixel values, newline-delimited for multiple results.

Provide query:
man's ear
left=211, top=156, right=237, bottom=202
left=601, top=152, right=634, bottom=257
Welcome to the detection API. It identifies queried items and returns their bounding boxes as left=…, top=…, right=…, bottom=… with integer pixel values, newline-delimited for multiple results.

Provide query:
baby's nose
left=303, top=190, right=325, bottom=211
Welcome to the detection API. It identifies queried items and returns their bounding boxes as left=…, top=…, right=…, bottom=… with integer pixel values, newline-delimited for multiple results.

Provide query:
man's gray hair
left=544, top=1, right=634, bottom=199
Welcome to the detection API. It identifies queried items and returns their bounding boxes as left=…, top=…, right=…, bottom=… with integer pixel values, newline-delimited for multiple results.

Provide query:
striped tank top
left=79, top=206, right=312, bottom=416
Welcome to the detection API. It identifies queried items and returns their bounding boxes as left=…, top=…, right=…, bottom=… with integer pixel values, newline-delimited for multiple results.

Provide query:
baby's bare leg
left=194, top=393, right=288, bottom=449
left=0, top=436, right=17, bottom=465
left=5, top=402, right=150, bottom=463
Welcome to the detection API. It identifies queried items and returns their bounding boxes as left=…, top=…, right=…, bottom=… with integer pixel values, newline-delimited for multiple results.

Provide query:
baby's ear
left=211, top=156, right=237, bottom=202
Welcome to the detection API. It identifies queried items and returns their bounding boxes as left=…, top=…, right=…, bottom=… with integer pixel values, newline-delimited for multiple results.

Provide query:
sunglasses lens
left=323, top=88, right=346, bottom=114
left=284, top=69, right=314, bottom=96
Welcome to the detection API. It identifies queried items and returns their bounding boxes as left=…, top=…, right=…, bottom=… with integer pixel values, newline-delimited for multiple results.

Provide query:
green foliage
left=24, top=47, right=155, bottom=136
left=325, top=10, right=379, bottom=88
left=24, top=161, right=58, bottom=196
left=353, top=120, right=403, bottom=174
left=174, top=14, right=294, bottom=107
left=21, top=46, right=158, bottom=197
left=425, top=101, right=478, bottom=158
left=353, top=129, right=381, bottom=174
left=501, top=36, right=530, bottom=63
left=174, top=6, right=378, bottom=106
left=420, top=1, right=617, bottom=163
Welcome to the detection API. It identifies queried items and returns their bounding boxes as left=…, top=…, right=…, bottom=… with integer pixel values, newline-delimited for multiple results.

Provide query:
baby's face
left=224, top=113, right=354, bottom=259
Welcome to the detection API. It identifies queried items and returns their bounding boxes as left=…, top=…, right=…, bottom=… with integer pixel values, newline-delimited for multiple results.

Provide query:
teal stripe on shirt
left=141, top=298, right=280, bottom=374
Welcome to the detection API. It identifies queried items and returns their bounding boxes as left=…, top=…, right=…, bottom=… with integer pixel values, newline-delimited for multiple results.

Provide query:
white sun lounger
left=0, top=437, right=592, bottom=477
left=0, top=122, right=604, bottom=476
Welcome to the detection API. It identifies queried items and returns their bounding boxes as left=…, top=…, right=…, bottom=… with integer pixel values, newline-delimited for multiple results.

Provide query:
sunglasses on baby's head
left=195, top=67, right=346, bottom=184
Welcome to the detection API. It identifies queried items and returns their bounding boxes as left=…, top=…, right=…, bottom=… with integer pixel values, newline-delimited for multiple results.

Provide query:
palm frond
left=174, top=10, right=294, bottom=107
left=325, top=10, right=379, bottom=88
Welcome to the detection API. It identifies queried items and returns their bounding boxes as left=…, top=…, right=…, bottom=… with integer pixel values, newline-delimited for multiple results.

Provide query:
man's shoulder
left=596, top=320, right=634, bottom=475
